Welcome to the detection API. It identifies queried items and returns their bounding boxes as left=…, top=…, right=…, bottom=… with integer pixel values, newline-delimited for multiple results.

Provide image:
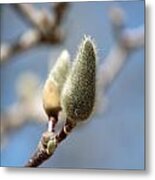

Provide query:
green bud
left=61, top=36, right=97, bottom=122
left=46, top=139, right=57, bottom=155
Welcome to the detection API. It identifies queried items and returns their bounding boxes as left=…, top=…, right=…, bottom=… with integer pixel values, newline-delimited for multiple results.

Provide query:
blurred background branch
left=0, top=2, right=69, bottom=64
left=1, top=72, right=46, bottom=147
left=99, top=7, right=144, bottom=92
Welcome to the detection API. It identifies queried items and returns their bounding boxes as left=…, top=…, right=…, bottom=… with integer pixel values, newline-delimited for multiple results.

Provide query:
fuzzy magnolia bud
left=42, top=50, right=71, bottom=119
left=49, top=50, right=71, bottom=92
left=61, top=36, right=97, bottom=122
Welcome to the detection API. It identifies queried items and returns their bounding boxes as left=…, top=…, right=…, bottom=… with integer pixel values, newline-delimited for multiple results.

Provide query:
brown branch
left=25, top=119, right=76, bottom=167
left=13, top=4, right=52, bottom=32
left=25, top=131, right=54, bottom=167
left=52, top=2, right=69, bottom=27
left=13, top=4, right=47, bottom=30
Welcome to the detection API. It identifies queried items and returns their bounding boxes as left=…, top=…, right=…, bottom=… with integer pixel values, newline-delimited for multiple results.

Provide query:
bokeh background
left=0, top=1, right=144, bottom=169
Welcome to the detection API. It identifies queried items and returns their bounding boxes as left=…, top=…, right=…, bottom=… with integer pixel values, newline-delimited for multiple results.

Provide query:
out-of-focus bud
left=109, top=6, right=125, bottom=28
left=42, top=50, right=71, bottom=126
left=49, top=50, right=71, bottom=92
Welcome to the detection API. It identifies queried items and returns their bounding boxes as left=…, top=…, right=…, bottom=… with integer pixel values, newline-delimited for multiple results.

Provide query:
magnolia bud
left=61, top=36, right=97, bottom=122
left=49, top=50, right=71, bottom=92
left=41, top=131, right=57, bottom=155
left=42, top=50, right=71, bottom=121
left=46, top=138, right=57, bottom=155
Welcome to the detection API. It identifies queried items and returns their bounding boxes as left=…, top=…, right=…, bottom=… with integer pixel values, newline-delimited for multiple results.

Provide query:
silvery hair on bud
left=61, top=35, right=97, bottom=122
left=49, top=50, right=71, bottom=92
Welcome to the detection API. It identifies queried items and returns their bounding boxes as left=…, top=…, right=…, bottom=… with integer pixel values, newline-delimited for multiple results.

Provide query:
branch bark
left=25, top=119, right=76, bottom=167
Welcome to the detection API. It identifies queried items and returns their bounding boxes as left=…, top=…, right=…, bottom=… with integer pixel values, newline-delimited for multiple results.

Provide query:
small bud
left=42, top=131, right=54, bottom=146
left=61, top=36, right=97, bottom=122
left=42, top=50, right=71, bottom=120
left=109, top=6, right=125, bottom=28
left=46, top=138, right=57, bottom=155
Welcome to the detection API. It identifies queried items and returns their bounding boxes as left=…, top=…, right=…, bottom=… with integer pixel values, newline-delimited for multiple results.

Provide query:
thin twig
left=25, top=119, right=76, bottom=167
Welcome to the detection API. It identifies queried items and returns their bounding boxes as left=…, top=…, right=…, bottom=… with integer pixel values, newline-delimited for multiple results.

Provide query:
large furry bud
left=61, top=36, right=97, bottom=122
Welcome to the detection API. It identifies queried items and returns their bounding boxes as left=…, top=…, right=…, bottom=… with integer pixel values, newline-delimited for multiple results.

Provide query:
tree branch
left=1, top=94, right=46, bottom=146
left=13, top=4, right=50, bottom=31
left=1, top=2, right=70, bottom=64
left=52, top=2, right=69, bottom=27
left=98, top=7, right=144, bottom=92
left=1, top=29, right=41, bottom=63
left=1, top=72, right=46, bottom=145
left=25, top=119, right=76, bottom=167
left=98, top=26, right=144, bottom=92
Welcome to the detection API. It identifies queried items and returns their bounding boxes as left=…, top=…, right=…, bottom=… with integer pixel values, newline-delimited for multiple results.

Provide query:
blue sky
left=1, top=1, right=144, bottom=169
